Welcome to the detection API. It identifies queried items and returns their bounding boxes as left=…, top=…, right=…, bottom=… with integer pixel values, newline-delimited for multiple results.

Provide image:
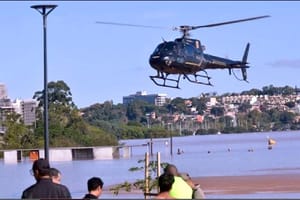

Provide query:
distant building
left=123, top=91, right=168, bottom=106
left=0, top=105, right=14, bottom=134
left=0, top=83, right=8, bottom=99
left=0, top=98, right=12, bottom=107
left=11, top=98, right=22, bottom=115
left=22, top=100, right=38, bottom=126
left=0, top=83, right=38, bottom=132
left=0, top=98, right=38, bottom=131
left=10, top=98, right=38, bottom=126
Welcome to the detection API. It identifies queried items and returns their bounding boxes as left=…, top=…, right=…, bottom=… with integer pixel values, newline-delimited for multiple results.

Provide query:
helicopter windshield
left=153, top=43, right=164, bottom=54
left=152, top=42, right=177, bottom=55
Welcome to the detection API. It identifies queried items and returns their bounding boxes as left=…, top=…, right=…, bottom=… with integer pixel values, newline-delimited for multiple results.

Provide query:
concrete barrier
left=50, top=149, right=72, bottom=162
left=4, top=150, right=22, bottom=164
left=2, top=146, right=123, bottom=163
left=122, top=146, right=131, bottom=158
left=93, top=147, right=115, bottom=160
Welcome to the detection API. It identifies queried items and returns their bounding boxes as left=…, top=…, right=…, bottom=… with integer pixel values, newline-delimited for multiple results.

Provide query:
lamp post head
left=31, top=4, right=57, bottom=16
left=31, top=4, right=57, bottom=10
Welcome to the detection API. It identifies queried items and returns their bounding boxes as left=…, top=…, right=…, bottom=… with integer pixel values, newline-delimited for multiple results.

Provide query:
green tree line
left=81, top=84, right=300, bottom=136
left=1, top=82, right=300, bottom=150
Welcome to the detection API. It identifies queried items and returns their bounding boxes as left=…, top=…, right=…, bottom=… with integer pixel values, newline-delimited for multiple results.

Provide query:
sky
left=1, top=1, right=300, bottom=108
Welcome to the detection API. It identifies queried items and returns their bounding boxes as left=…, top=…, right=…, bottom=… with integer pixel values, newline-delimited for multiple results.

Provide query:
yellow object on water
left=169, top=176, right=193, bottom=199
left=268, top=138, right=276, bottom=145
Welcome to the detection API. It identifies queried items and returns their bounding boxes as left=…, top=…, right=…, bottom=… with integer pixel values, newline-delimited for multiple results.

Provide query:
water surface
left=1, top=131, right=299, bottom=198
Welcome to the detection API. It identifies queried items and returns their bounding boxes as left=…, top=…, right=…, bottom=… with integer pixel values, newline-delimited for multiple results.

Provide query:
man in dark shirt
left=21, top=158, right=71, bottom=199
left=83, top=177, right=104, bottom=199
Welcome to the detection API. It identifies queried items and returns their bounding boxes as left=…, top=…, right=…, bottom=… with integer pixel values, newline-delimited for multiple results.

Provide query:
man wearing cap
left=21, top=158, right=71, bottom=199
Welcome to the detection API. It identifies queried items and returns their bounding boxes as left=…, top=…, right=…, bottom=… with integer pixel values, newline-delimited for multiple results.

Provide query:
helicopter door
left=183, top=44, right=197, bottom=62
left=176, top=43, right=185, bottom=64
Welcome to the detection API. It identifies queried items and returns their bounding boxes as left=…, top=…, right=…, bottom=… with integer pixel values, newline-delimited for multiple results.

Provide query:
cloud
left=266, top=59, right=300, bottom=68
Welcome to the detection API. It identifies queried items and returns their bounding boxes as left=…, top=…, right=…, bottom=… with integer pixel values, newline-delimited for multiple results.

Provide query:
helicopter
left=96, top=15, right=270, bottom=88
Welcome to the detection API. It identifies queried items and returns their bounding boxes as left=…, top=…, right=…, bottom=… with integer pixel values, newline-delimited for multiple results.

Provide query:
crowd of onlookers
left=21, top=158, right=205, bottom=199
left=21, top=158, right=104, bottom=199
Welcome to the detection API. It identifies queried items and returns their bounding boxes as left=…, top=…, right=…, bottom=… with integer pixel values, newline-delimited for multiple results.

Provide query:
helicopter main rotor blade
left=190, top=15, right=270, bottom=30
left=95, top=21, right=170, bottom=30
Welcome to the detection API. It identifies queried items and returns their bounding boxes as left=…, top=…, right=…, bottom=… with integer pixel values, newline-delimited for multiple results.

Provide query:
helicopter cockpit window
left=184, top=45, right=195, bottom=56
left=153, top=43, right=164, bottom=54
left=164, top=42, right=176, bottom=50
left=152, top=42, right=177, bottom=55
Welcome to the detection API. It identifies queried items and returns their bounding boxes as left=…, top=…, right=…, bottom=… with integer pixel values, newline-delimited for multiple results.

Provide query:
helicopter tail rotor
left=241, top=43, right=250, bottom=81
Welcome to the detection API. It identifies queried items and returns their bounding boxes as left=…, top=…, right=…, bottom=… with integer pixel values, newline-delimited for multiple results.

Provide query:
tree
left=33, top=80, right=75, bottom=108
left=190, top=97, right=207, bottom=115
left=32, top=80, right=118, bottom=147
left=247, top=109, right=262, bottom=129
left=110, top=158, right=168, bottom=196
left=238, top=102, right=252, bottom=113
left=81, top=102, right=127, bottom=123
left=262, top=85, right=276, bottom=95
left=241, top=88, right=263, bottom=95
left=210, top=106, right=224, bottom=117
left=285, top=101, right=296, bottom=109
left=2, top=112, right=36, bottom=149
left=279, top=111, right=295, bottom=124
left=169, top=98, right=186, bottom=114
left=282, top=86, right=295, bottom=95
left=126, top=101, right=144, bottom=122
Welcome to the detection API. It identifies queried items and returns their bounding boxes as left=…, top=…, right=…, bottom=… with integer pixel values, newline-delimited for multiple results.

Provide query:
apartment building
left=123, top=91, right=168, bottom=106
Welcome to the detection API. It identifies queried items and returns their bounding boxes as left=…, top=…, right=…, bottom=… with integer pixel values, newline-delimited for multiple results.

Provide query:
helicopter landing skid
left=183, top=71, right=213, bottom=86
left=150, top=74, right=182, bottom=89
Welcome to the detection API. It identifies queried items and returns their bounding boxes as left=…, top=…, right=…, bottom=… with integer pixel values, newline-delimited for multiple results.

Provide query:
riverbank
left=104, top=173, right=300, bottom=198
left=193, top=173, right=300, bottom=195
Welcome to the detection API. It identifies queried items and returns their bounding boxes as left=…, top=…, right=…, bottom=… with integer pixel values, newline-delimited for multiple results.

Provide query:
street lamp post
left=31, top=4, right=57, bottom=161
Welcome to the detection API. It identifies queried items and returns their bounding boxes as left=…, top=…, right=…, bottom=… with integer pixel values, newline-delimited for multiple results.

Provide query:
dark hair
left=158, top=174, right=174, bottom=192
left=87, top=177, right=104, bottom=191
left=163, top=164, right=178, bottom=175
left=32, top=158, right=50, bottom=176
left=49, top=168, right=60, bottom=177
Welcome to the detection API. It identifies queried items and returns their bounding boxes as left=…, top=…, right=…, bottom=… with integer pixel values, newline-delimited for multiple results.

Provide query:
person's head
left=87, top=177, right=104, bottom=198
left=163, top=164, right=178, bottom=176
left=158, top=173, right=174, bottom=192
left=49, top=168, right=61, bottom=184
left=31, top=158, right=51, bottom=181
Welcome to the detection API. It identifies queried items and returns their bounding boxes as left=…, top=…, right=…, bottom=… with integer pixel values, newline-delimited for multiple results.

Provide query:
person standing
left=21, top=158, right=71, bottom=199
left=49, top=168, right=62, bottom=184
left=155, top=173, right=175, bottom=199
left=180, top=173, right=205, bottom=199
left=83, top=177, right=104, bottom=199
left=163, top=164, right=193, bottom=199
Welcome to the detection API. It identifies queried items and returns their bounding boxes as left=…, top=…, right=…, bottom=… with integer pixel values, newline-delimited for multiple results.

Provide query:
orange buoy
left=268, top=138, right=276, bottom=145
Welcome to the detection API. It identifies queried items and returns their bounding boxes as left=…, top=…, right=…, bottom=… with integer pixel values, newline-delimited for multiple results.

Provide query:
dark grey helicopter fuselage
left=149, top=38, right=247, bottom=75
